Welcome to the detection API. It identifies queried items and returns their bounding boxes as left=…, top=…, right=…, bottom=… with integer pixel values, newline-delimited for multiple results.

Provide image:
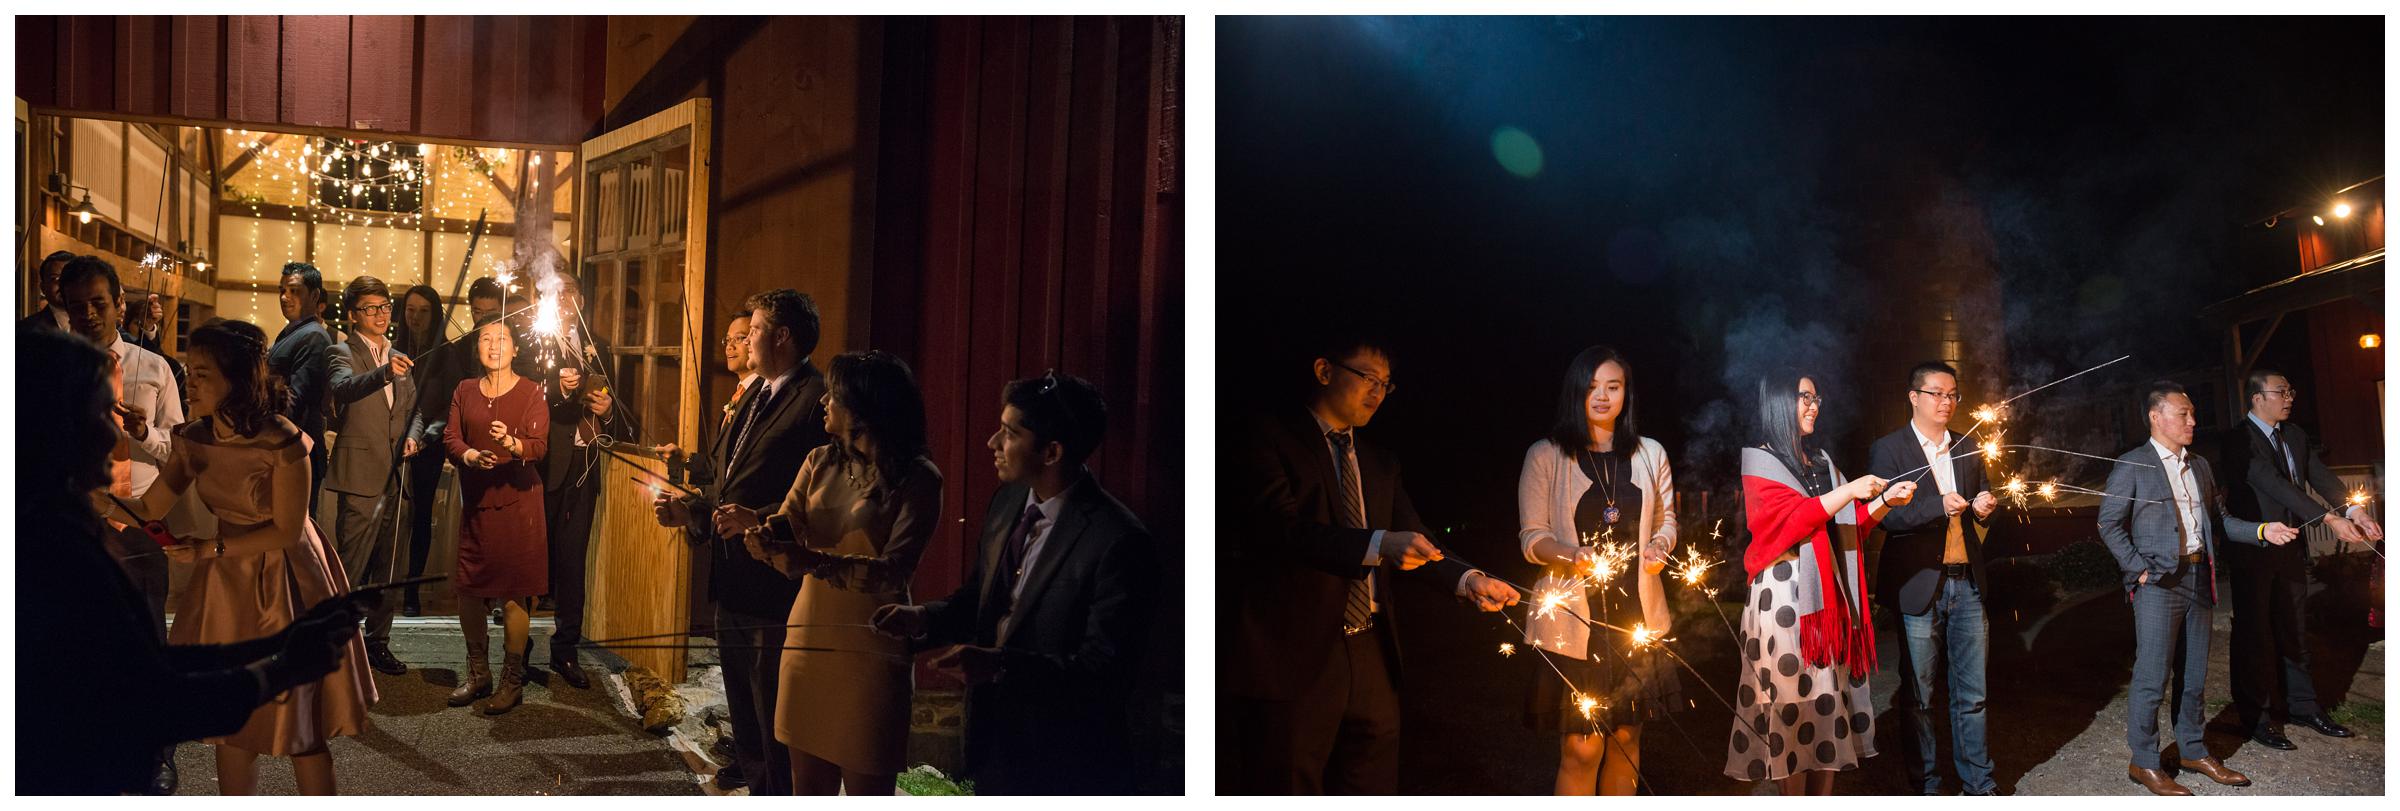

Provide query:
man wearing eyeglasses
left=20, top=250, right=77, bottom=332
left=2220, top=369, right=2380, bottom=750
left=1867, top=361, right=1997, bottom=795
left=1220, top=334, right=1522, bottom=794
left=327, top=275, right=418, bottom=676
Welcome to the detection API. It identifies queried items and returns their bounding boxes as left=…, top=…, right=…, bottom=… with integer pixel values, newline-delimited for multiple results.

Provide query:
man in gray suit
left=327, top=275, right=417, bottom=676
left=2099, top=380, right=2297, bottom=795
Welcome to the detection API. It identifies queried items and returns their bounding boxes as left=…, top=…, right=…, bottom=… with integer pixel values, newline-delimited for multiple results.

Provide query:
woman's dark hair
left=1756, top=368, right=1817, bottom=473
left=398, top=284, right=447, bottom=353
left=1547, top=345, right=1640, bottom=455
left=189, top=318, right=292, bottom=437
left=828, top=350, right=929, bottom=488
left=21, top=326, right=118, bottom=498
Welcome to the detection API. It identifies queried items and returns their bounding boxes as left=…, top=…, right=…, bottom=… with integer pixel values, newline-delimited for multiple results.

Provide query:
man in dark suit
left=540, top=277, right=631, bottom=690
left=653, top=288, right=830, bottom=795
left=268, top=261, right=334, bottom=510
left=326, top=275, right=419, bottom=676
left=2099, top=381, right=2297, bottom=795
left=1219, top=336, right=1521, bottom=795
left=20, top=250, right=76, bottom=332
left=1868, top=361, right=1998, bottom=796
left=871, top=372, right=1159, bottom=794
left=2219, top=369, right=2378, bottom=749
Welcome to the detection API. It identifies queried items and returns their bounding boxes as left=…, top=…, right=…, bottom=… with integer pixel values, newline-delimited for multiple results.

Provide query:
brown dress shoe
left=2178, top=756, right=2251, bottom=786
left=2129, top=765, right=2193, bottom=796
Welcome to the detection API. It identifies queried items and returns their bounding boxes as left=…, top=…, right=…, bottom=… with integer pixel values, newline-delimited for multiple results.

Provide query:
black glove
left=261, top=597, right=363, bottom=692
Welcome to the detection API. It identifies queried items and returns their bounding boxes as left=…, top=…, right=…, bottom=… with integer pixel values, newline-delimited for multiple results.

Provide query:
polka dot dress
left=1722, top=557, right=1876, bottom=781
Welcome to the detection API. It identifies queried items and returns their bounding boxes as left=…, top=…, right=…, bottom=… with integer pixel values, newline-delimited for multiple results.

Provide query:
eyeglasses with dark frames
left=1911, top=389, right=1962, bottom=404
left=1328, top=360, right=1397, bottom=396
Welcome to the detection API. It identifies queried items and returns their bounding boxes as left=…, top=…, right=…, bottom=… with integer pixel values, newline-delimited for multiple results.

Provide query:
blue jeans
left=1896, top=576, right=1994, bottom=794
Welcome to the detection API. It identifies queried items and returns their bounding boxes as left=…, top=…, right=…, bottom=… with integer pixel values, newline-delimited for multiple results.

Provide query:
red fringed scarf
left=1740, top=447, right=1879, bottom=674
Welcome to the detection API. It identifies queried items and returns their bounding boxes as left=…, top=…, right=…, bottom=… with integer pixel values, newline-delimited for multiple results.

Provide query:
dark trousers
left=333, top=488, right=402, bottom=643
left=544, top=474, right=600, bottom=659
left=2127, top=576, right=2213, bottom=769
left=1219, top=628, right=1400, bottom=795
left=401, top=453, right=444, bottom=603
left=2229, top=569, right=2321, bottom=728
left=307, top=441, right=328, bottom=514
left=717, top=605, right=792, bottom=795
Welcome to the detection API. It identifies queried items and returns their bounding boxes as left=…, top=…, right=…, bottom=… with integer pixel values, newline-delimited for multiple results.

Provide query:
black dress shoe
left=712, top=763, right=749, bottom=791
left=2292, top=713, right=2355, bottom=738
left=367, top=642, right=409, bottom=676
left=551, top=657, right=591, bottom=689
left=2251, top=724, right=2297, bottom=750
left=402, top=601, right=422, bottom=618
left=148, top=754, right=178, bottom=795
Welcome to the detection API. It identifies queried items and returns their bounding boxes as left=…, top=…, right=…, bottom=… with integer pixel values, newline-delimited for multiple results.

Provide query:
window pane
left=662, top=144, right=689, bottom=246
left=654, top=251, right=684, bottom=351
left=627, top=155, right=656, bottom=249
left=619, top=258, right=646, bottom=348
left=611, top=351, right=642, bottom=434
left=647, top=353, right=681, bottom=445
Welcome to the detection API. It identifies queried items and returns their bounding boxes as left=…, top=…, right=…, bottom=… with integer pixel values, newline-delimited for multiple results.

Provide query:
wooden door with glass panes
left=577, top=99, right=710, bottom=683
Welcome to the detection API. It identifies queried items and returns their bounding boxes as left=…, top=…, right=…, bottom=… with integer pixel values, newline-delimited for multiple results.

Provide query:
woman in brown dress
left=115, top=319, right=377, bottom=795
left=441, top=317, right=550, bottom=714
left=721, top=350, right=942, bottom=796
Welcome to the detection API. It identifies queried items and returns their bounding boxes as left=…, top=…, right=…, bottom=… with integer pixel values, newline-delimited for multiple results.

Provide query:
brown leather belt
left=2179, top=552, right=2207, bottom=564
left=1941, top=563, right=1972, bottom=579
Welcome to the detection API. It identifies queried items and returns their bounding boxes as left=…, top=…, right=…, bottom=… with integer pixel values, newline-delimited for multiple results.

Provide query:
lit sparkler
left=1668, top=544, right=1716, bottom=587
left=1497, top=642, right=1516, bottom=657
left=2035, top=482, right=2060, bottom=501
left=2001, top=476, right=2030, bottom=509
left=1573, top=691, right=1601, bottom=721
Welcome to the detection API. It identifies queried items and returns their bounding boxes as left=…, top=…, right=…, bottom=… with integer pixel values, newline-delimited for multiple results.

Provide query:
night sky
left=1218, top=15, right=2383, bottom=558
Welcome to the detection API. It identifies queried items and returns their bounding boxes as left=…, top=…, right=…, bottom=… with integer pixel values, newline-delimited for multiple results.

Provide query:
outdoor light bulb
left=2362, top=334, right=2382, bottom=349
left=2313, top=215, right=2327, bottom=226
left=78, top=209, right=93, bottom=224
left=2333, top=202, right=2352, bottom=218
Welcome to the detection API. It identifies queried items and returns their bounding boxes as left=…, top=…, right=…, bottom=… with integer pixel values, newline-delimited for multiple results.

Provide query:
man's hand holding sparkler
left=932, top=644, right=1005, bottom=686
left=2261, top=522, right=2301, bottom=546
left=715, top=503, right=765, bottom=537
left=386, top=352, right=413, bottom=379
left=2349, top=509, right=2384, bottom=541
left=654, top=492, right=691, bottom=528
left=2325, top=514, right=2366, bottom=544
left=113, top=400, right=149, bottom=442
left=1942, top=491, right=1968, bottom=518
left=1971, top=490, right=1996, bottom=520
left=870, top=604, right=930, bottom=639
left=1377, top=530, right=1443, bottom=570
left=559, top=367, right=583, bottom=393
left=586, top=386, right=613, bottom=417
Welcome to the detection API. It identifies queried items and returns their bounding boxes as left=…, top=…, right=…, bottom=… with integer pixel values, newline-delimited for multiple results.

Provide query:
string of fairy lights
left=217, top=127, right=561, bottom=328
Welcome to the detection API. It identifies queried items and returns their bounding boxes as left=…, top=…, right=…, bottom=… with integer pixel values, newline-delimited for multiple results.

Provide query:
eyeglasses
left=1797, top=393, right=1823, bottom=407
left=351, top=303, right=393, bottom=316
left=722, top=335, right=750, bottom=348
left=2261, top=388, right=2297, bottom=401
left=1329, top=360, right=1397, bottom=396
left=1911, top=389, right=1962, bottom=404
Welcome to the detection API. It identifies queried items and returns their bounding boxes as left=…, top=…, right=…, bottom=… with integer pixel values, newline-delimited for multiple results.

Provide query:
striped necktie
left=1327, top=430, right=1373, bottom=631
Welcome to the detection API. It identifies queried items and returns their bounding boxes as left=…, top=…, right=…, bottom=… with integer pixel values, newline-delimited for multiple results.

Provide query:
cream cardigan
left=1516, top=436, right=1677, bottom=660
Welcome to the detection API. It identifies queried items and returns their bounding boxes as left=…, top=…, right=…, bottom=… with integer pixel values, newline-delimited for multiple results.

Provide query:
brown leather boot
left=2129, top=764, right=2193, bottom=796
left=484, top=651, right=528, bottom=715
left=2178, top=756, right=2251, bottom=786
left=447, top=630, right=492, bottom=707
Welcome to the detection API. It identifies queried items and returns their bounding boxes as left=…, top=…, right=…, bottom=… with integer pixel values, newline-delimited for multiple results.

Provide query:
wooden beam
left=219, top=131, right=282, bottom=178
left=219, top=200, right=559, bottom=237
left=29, top=106, right=581, bottom=152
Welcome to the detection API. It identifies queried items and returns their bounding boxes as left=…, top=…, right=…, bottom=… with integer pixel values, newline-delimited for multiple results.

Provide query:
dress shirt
left=1911, top=422, right=1969, bottom=564
left=996, top=479, right=1077, bottom=640
left=2152, top=438, right=2206, bottom=555
left=110, top=338, right=184, bottom=498
left=2246, top=412, right=2362, bottom=521
left=362, top=335, right=395, bottom=409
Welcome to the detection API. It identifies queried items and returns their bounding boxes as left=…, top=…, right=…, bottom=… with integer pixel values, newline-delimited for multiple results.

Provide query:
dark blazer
left=2097, top=442, right=2263, bottom=601
left=268, top=316, right=333, bottom=443
left=1868, top=425, right=1991, bottom=615
left=1219, top=409, right=1474, bottom=701
left=18, top=305, right=65, bottom=333
left=2221, top=419, right=2347, bottom=581
left=541, top=324, right=633, bottom=492
left=921, top=479, right=1157, bottom=794
left=678, top=362, right=830, bottom=619
left=17, top=497, right=272, bottom=795
left=325, top=335, right=418, bottom=497
left=407, top=337, right=475, bottom=450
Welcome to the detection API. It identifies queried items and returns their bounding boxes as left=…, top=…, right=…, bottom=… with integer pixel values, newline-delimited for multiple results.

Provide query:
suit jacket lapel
left=1006, top=488, right=1098, bottom=643
left=1282, top=411, right=1343, bottom=525
left=975, top=485, right=1025, bottom=616
left=718, top=379, right=764, bottom=482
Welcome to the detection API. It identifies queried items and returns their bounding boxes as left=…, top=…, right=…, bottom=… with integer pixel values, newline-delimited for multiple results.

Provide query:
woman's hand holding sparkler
left=1842, top=475, right=1888, bottom=504
left=715, top=503, right=765, bottom=537
left=1460, top=571, right=1520, bottom=611
left=653, top=492, right=690, bottom=528
left=162, top=541, right=200, bottom=564
left=1377, top=530, right=1444, bottom=570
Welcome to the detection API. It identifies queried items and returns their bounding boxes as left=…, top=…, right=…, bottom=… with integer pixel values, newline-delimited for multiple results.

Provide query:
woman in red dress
left=442, top=317, right=550, bottom=715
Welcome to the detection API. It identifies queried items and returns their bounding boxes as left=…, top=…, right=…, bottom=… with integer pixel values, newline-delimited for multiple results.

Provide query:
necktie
left=2270, top=426, right=2298, bottom=483
left=1328, top=430, right=1373, bottom=631
left=726, top=382, right=776, bottom=482
left=992, top=503, right=1048, bottom=627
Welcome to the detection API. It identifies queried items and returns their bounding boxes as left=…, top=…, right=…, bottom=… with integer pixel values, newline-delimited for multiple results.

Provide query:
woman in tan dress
left=115, top=319, right=377, bottom=795
left=441, top=316, right=550, bottom=714
left=722, top=350, right=941, bottom=796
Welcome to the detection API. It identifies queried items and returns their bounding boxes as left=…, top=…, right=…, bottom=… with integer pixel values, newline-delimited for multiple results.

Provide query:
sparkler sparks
left=1533, top=587, right=1575, bottom=622
left=1497, top=642, right=1517, bottom=657
left=1573, top=691, right=1602, bottom=721
left=1668, top=544, right=1716, bottom=587
left=1970, top=404, right=2003, bottom=425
